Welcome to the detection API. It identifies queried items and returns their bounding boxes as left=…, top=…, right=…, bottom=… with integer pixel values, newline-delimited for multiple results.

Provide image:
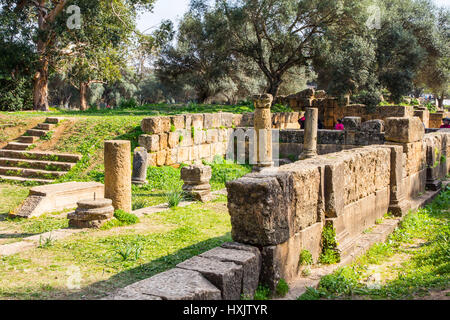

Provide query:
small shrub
left=166, top=189, right=184, bottom=208
left=40, top=131, right=54, bottom=141
left=38, top=234, right=55, bottom=249
left=299, top=250, right=313, bottom=266
left=253, top=285, right=271, bottom=300
left=179, top=135, right=184, bottom=143
left=170, top=124, right=176, bottom=132
left=319, top=223, right=340, bottom=264
left=276, top=279, right=290, bottom=297
left=114, top=210, right=139, bottom=225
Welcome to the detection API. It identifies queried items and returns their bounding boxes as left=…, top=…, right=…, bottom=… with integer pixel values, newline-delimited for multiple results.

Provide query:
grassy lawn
left=10, top=102, right=292, bottom=119
left=0, top=199, right=232, bottom=300
left=299, top=185, right=450, bottom=300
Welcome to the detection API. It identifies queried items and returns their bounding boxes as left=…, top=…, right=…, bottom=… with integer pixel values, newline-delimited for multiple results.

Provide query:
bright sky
left=137, top=0, right=450, bottom=34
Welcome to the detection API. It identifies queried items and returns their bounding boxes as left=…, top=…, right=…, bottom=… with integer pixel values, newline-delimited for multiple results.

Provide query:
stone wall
left=429, top=111, right=450, bottom=128
left=139, top=112, right=300, bottom=166
left=227, top=118, right=449, bottom=290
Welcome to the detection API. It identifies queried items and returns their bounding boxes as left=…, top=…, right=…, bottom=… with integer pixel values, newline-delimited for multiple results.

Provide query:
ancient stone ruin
left=106, top=110, right=449, bottom=299
left=181, top=165, right=212, bottom=202
left=132, top=147, right=149, bottom=185
left=68, top=198, right=114, bottom=229
left=104, top=140, right=132, bottom=213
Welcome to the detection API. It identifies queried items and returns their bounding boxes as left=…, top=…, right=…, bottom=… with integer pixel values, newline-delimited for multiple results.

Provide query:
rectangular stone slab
left=177, top=256, right=243, bottom=300
left=13, top=182, right=104, bottom=218
left=104, top=268, right=221, bottom=300
left=200, top=246, right=261, bottom=297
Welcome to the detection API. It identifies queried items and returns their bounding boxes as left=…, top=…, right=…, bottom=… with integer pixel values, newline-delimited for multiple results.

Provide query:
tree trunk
left=33, top=58, right=49, bottom=111
left=266, top=78, right=282, bottom=100
left=80, top=82, right=89, bottom=111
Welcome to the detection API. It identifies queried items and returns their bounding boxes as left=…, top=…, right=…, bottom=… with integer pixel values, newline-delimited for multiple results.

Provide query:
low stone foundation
left=11, top=182, right=105, bottom=218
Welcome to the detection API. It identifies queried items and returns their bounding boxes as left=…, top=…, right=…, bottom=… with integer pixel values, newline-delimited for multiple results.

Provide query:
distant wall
left=139, top=112, right=300, bottom=166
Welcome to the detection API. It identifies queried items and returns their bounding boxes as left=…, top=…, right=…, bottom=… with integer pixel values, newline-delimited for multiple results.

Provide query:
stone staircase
left=0, top=117, right=82, bottom=184
left=4, top=117, right=59, bottom=151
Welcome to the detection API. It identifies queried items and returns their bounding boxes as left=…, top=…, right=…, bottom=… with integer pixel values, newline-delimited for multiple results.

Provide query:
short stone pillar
left=253, top=94, right=273, bottom=171
left=68, top=199, right=114, bottom=228
left=300, top=108, right=318, bottom=160
left=181, top=165, right=212, bottom=202
left=425, top=140, right=443, bottom=191
left=132, top=147, right=148, bottom=185
left=104, top=140, right=132, bottom=213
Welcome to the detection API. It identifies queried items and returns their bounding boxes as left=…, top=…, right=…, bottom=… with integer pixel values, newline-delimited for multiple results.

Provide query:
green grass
left=0, top=184, right=29, bottom=215
left=298, top=185, right=450, bottom=300
left=0, top=200, right=232, bottom=300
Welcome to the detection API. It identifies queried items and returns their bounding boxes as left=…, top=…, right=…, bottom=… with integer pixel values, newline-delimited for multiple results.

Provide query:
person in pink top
left=335, top=119, right=345, bottom=131
left=440, top=118, right=450, bottom=129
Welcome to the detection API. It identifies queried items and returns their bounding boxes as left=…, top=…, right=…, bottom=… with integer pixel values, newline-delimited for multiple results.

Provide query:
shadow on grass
left=0, top=233, right=232, bottom=300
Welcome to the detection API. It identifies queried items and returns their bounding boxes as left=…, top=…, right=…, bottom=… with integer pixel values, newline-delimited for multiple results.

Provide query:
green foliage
left=113, top=242, right=143, bottom=262
left=40, top=131, right=54, bottom=141
left=205, top=156, right=252, bottom=190
left=319, top=223, right=340, bottom=264
left=253, top=285, right=271, bottom=300
left=276, top=279, right=290, bottom=297
left=170, top=124, right=176, bottom=132
left=166, top=189, right=184, bottom=208
left=114, top=210, right=139, bottom=225
left=299, top=186, right=450, bottom=300
left=38, top=234, right=55, bottom=249
left=299, top=250, right=313, bottom=266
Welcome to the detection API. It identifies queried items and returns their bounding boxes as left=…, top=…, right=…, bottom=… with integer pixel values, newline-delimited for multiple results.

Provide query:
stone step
left=0, top=157, right=75, bottom=171
left=0, top=150, right=81, bottom=163
left=4, top=142, right=31, bottom=151
left=37, top=123, right=55, bottom=130
left=0, top=166, right=68, bottom=179
left=17, top=136, right=39, bottom=144
left=45, top=118, right=61, bottom=124
left=26, top=129, right=48, bottom=137
left=0, top=175, right=55, bottom=185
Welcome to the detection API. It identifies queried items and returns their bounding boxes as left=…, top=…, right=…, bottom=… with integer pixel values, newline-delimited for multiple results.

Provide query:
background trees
left=0, top=0, right=448, bottom=110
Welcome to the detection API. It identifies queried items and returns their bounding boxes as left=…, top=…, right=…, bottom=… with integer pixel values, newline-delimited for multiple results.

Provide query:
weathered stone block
left=168, top=132, right=180, bottom=149
left=156, top=150, right=167, bottom=166
left=220, top=112, right=234, bottom=128
left=200, top=144, right=211, bottom=159
left=200, top=246, right=261, bottom=297
left=166, top=149, right=178, bottom=166
left=192, top=114, right=204, bottom=130
left=361, top=120, right=385, bottom=133
left=232, top=114, right=243, bottom=127
left=343, top=117, right=361, bottom=131
left=148, top=152, right=157, bottom=167
left=171, top=115, right=185, bottom=129
left=385, top=117, right=425, bottom=143
left=206, top=129, right=219, bottom=144
left=159, top=133, right=168, bottom=150
left=139, top=134, right=160, bottom=153
left=177, top=256, right=243, bottom=300
left=177, top=147, right=189, bottom=163
left=106, top=268, right=221, bottom=300
left=203, top=113, right=221, bottom=129
left=227, top=164, right=320, bottom=246
left=141, top=117, right=171, bottom=134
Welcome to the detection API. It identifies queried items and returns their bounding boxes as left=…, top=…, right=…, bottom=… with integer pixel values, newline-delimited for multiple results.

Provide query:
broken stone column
left=299, top=108, right=318, bottom=160
left=104, top=140, right=132, bottom=213
left=253, top=94, right=273, bottom=171
left=68, top=198, right=114, bottom=228
left=132, top=147, right=148, bottom=185
left=181, top=165, right=212, bottom=202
